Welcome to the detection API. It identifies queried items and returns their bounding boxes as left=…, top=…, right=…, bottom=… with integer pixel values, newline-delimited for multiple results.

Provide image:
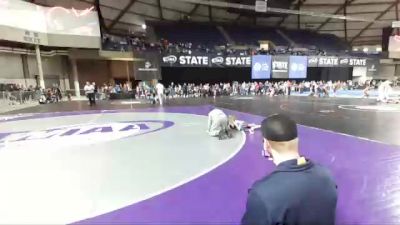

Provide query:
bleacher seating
left=102, top=23, right=352, bottom=54
left=153, top=23, right=226, bottom=47
left=282, top=29, right=349, bottom=51
left=224, top=26, right=288, bottom=46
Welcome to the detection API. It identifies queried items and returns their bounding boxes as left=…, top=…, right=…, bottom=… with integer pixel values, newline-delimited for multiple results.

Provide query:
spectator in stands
left=115, top=84, right=122, bottom=93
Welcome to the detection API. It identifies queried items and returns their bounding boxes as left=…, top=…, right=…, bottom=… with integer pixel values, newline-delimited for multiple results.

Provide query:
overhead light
left=141, top=24, right=147, bottom=30
left=376, top=47, right=382, bottom=52
left=363, top=47, right=368, bottom=52
left=353, top=48, right=359, bottom=51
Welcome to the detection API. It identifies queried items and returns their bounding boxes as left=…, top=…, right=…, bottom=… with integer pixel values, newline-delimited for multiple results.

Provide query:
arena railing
left=0, top=90, right=40, bottom=105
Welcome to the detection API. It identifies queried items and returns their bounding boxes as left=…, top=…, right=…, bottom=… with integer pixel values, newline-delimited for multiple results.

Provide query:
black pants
left=88, top=93, right=96, bottom=106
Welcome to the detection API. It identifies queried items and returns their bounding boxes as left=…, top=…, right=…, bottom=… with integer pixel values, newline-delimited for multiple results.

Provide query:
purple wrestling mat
left=4, top=105, right=398, bottom=225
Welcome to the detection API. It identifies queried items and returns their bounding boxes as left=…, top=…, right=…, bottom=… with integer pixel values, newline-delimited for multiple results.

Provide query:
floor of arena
left=1, top=96, right=400, bottom=224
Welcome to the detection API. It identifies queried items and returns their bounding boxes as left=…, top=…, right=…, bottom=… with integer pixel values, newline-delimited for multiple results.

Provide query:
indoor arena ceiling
left=33, top=0, right=400, bottom=46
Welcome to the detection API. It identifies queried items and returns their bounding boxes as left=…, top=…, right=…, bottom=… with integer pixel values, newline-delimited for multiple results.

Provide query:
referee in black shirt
left=242, top=114, right=337, bottom=225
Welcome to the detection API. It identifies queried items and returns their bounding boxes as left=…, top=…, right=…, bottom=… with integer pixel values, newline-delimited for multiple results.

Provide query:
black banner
left=210, top=55, right=225, bottom=67
left=134, top=52, right=161, bottom=80
left=271, top=56, right=289, bottom=78
left=159, top=53, right=373, bottom=71
left=317, top=56, right=339, bottom=67
left=348, top=58, right=367, bottom=67
left=309, top=56, right=370, bottom=68
left=366, top=59, right=380, bottom=77
left=161, top=54, right=209, bottom=67
left=339, top=57, right=350, bottom=67
left=161, top=53, right=251, bottom=67
left=307, top=56, right=319, bottom=67
left=224, top=55, right=251, bottom=67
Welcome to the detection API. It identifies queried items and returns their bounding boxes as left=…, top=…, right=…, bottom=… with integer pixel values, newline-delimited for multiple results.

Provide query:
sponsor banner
left=161, top=54, right=251, bottom=67
left=224, top=55, right=251, bottom=67
left=339, top=57, right=350, bottom=67
left=310, top=56, right=369, bottom=68
left=307, top=56, right=319, bottom=67
left=255, top=0, right=267, bottom=12
left=271, top=56, right=289, bottom=78
left=160, top=53, right=372, bottom=70
left=353, top=67, right=367, bottom=77
left=340, top=57, right=369, bottom=67
left=178, top=55, right=209, bottom=67
left=289, top=56, right=308, bottom=79
left=134, top=52, right=161, bottom=80
left=392, top=21, right=400, bottom=28
left=366, top=59, right=380, bottom=77
left=349, top=58, right=367, bottom=67
left=161, top=54, right=178, bottom=66
left=210, top=55, right=225, bottom=67
left=317, top=56, right=339, bottom=67
left=161, top=54, right=209, bottom=67
left=389, top=36, right=400, bottom=59
left=251, top=55, right=271, bottom=79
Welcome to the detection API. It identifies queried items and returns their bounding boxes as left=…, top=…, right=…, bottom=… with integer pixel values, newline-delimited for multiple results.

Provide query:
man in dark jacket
left=242, top=114, right=337, bottom=225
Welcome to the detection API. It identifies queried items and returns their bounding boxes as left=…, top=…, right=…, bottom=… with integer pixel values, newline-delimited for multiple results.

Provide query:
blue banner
left=251, top=55, right=271, bottom=79
left=289, top=56, right=308, bottom=79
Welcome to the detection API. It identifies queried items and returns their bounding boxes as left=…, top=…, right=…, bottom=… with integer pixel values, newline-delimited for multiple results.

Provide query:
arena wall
left=0, top=52, right=71, bottom=90
left=75, top=60, right=112, bottom=87
left=0, top=53, right=24, bottom=84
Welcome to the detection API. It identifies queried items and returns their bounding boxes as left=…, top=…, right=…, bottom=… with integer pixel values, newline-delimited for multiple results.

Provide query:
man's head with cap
left=261, top=114, right=300, bottom=165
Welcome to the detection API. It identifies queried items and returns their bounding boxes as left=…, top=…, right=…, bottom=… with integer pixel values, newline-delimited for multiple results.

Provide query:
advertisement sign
left=353, top=67, right=367, bottom=77
left=255, top=0, right=267, bottom=12
left=392, top=21, right=400, bottom=28
left=310, top=56, right=369, bottom=68
left=161, top=54, right=209, bottom=67
left=210, top=55, right=225, bottom=67
left=160, top=53, right=372, bottom=70
left=162, top=54, right=178, bottom=66
left=348, top=58, right=367, bottom=67
left=271, top=56, right=289, bottom=78
left=366, top=59, right=380, bottom=77
left=339, top=57, right=350, bottom=67
left=160, top=54, right=251, bottom=67
left=289, top=56, right=308, bottom=79
left=252, top=55, right=271, bottom=79
left=307, top=56, right=319, bottom=67
left=224, top=55, right=251, bottom=67
left=178, top=55, right=209, bottom=67
left=389, top=35, right=400, bottom=59
left=317, top=56, right=339, bottom=67
left=134, top=52, right=161, bottom=80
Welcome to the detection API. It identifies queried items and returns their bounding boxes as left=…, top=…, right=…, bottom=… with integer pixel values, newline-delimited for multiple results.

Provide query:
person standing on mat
left=155, top=82, right=165, bottom=106
left=377, top=80, right=392, bottom=103
left=84, top=81, right=95, bottom=106
left=242, top=114, right=337, bottom=225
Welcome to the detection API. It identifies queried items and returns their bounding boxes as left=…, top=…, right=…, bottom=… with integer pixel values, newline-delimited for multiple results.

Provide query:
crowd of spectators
left=84, top=82, right=134, bottom=100
left=0, top=83, right=63, bottom=105
left=134, top=80, right=390, bottom=100
left=3, top=78, right=397, bottom=105
left=102, top=34, right=327, bottom=56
